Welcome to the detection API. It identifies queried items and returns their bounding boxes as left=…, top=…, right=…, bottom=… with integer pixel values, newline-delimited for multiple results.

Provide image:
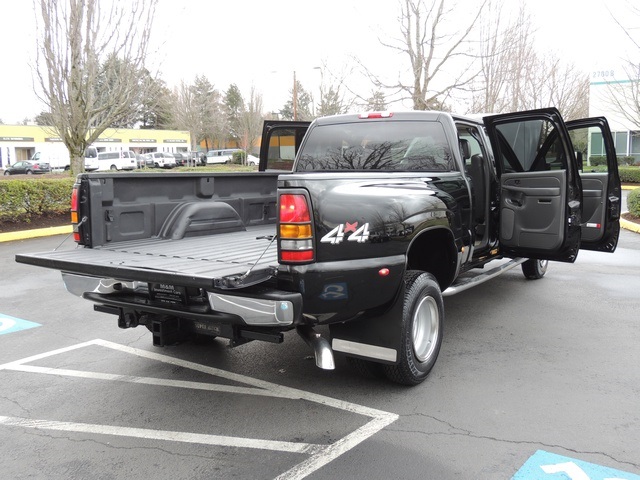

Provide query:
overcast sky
left=0, top=0, right=636, bottom=124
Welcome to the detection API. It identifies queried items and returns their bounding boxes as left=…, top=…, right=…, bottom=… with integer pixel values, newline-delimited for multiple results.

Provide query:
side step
left=442, top=258, right=526, bottom=297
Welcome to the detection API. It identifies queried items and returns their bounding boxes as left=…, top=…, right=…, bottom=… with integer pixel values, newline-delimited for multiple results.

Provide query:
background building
left=0, top=125, right=190, bottom=169
left=589, top=64, right=640, bottom=164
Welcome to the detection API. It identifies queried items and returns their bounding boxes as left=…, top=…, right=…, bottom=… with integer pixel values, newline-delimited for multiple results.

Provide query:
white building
left=588, top=64, right=640, bottom=164
left=0, top=125, right=191, bottom=170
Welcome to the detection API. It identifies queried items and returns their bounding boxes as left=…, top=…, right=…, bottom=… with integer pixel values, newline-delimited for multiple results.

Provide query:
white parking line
left=0, top=338, right=399, bottom=480
left=0, top=415, right=323, bottom=454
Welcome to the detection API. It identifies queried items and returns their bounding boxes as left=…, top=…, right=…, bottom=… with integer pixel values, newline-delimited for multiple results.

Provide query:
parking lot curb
left=0, top=225, right=73, bottom=243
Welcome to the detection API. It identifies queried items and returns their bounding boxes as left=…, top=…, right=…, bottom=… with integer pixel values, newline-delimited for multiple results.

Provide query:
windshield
left=296, top=120, right=455, bottom=172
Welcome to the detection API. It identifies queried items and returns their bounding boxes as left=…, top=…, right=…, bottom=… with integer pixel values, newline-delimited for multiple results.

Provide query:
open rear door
left=566, top=117, right=621, bottom=252
left=484, top=108, right=582, bottom=263
left=259, top=120, right=310, bottom=171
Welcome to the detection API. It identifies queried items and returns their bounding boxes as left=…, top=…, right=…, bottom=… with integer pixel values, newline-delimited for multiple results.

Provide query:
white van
left=97, top=151, right=137, bottom=171
left=206, top=149, right=241, bottom=165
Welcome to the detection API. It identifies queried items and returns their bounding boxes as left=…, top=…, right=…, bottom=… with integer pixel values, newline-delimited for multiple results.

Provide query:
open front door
left=259, top=120, right=310, bottom=171
left=484, top=108, right=582, bottom=263
left=566, top=117, right=621, bottom=252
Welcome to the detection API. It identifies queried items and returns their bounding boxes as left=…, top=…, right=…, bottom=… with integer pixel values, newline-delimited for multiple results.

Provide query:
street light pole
left=293, top=71, right=297, bottom=121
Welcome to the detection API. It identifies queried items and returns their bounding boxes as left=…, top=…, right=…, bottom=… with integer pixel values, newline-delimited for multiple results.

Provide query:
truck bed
left=16, top=225, right=278, bottom=290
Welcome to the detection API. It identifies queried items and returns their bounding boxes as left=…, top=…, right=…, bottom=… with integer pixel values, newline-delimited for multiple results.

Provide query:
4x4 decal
left=320, top=222, right=370, bottom=244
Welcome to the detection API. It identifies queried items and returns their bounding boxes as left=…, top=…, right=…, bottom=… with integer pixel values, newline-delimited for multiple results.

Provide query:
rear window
left=296, top=120, right=455, bottom=172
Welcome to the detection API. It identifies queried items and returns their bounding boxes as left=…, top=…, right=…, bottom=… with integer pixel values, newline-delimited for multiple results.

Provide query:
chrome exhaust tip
left=296, top=326, right=335, bottom=370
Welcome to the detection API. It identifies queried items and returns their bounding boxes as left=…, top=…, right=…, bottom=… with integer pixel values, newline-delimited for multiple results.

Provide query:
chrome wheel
left=412, top=295, right=440, bottom=362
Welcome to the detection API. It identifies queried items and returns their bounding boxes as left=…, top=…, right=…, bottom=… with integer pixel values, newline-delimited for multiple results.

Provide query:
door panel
left=500, top=171, right=566, bottom=250
left=580, top=174, right=607, bottom=242
left=566, top=117, right=620, bottom=253
left=484, top=108, right=581, bottom=262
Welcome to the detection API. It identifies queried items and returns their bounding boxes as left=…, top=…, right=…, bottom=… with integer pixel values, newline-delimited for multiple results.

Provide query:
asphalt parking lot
left=1, top=229, right=639, bottom=479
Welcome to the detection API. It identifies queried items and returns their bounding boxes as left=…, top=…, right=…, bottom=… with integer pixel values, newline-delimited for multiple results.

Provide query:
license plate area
left=149, top=283, right=187, bottom=305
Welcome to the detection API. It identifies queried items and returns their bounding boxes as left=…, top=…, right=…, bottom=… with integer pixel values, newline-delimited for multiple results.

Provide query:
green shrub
left=588, top=156, right=607, bottom=166
left=0, top=177, right=75, bottom=223
left=628, top=188, right=640, bottom=217
left=231, top=150, right=246, bottom=165
left=619, top=167, right=640, bottom=183
left=620, top=156, right=636, bottom=166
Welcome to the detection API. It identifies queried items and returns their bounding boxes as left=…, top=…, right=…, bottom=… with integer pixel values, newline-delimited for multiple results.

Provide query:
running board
left=442, top=258, right=526, bottom=297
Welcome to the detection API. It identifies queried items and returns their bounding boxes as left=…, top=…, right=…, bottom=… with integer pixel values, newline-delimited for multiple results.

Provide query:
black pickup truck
left=16, top=108, right=621, bottom=385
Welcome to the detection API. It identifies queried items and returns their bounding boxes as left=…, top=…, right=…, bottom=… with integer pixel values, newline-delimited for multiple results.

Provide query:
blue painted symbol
left=513, top=450, right=640, bottom=480
left=319, top=283, right=348, bottom=301
left=0, top=314, right=41, bottom=336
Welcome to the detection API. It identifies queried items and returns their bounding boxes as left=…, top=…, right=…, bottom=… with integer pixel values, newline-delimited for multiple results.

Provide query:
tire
left=383, top=271, right=444, bottom=386
left=3, top=170, right=10, bottom=176
left=26, top=170, right=33, bottom=175
left=521, top=259, right=548, bottom=279
left=154, top=162, right=159, bottom=168
left=110, top=164, right=117, bottom=171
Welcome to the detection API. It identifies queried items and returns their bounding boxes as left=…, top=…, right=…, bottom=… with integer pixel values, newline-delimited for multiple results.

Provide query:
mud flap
left=329, top=287, right=405, bottom=365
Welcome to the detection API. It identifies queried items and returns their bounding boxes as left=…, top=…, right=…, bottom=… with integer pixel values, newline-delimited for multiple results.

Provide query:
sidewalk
left=1, top=186, right=639, bottom=243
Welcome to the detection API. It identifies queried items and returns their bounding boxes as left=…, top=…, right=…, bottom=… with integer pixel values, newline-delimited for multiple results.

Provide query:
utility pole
left=293, top=71, right=298, bottom=121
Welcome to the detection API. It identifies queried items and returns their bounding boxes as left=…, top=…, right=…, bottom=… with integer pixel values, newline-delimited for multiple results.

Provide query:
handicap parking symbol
left=0, top=314, right=41, bottom=335
left=513, top=450, right=640, bottom=480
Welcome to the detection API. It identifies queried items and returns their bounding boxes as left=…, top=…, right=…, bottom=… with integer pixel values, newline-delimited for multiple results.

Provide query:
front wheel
left=3, top=170, right=10, bottom=176
left=384, top=271, right=444, bottom=386
left=521, top=259, right=548, bottom=279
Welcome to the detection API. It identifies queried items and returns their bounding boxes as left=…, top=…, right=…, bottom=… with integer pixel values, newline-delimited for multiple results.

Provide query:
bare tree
left=237, top=87, right=264, bottom=164
left=362, top=0, right=487, bottom=110
left=471, top=2, right=588, bottom=119
left=605, top=3, right=640, bottom=129
left=172, top=81, right=201, bottom=153
left=470, top=3, right=537, bottom=113
left=34, top=0, right=158, bottom=175
left=316, top=65, right=355, bottom=117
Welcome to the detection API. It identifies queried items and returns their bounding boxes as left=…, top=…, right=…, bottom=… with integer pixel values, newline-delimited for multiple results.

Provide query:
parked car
left=96, top=151, right=137, bottom=171
left=3, top=160, right=51, bottom=175
left=135, top=154, right=147, bottom=168
left=141, top=153, right=154, bottom=168
left=190, top=151, right=206, bottom=165
left=247, top=154, right=259, bottom=166
left=149, top=152, right=177, bottom=169
left=172, top=152, right=189, bottom=166
left=206, top=148, right=241, bottom=164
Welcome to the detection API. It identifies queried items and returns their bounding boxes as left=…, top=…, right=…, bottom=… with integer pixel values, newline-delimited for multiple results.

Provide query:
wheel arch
left=405, top=227, right=458, bottom=291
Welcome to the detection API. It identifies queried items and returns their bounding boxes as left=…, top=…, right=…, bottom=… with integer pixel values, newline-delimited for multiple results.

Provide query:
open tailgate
left=16, top=225, right=278, bottom=290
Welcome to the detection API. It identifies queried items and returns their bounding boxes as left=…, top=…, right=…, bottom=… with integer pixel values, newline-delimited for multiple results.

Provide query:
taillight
left=278, top=193, right=314, bottom=263
left=71, top=185, right=81, bottom=243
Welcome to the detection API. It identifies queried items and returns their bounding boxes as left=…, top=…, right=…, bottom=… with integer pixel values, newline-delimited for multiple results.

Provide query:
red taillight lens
left=280, top=194, right=311, bottom=223
left=71, top=186, right=80, bottom=243
left=278, top=193, right=314, bottom=263
left=281, top=251, right=314, bottom=262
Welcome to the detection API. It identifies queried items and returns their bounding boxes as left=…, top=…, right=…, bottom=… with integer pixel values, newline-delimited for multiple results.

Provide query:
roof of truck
left=313, top=110, right=484, bottom=126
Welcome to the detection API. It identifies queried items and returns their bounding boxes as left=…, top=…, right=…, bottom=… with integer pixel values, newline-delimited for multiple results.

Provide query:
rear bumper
left=62, top=272, right=301, bottom=327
